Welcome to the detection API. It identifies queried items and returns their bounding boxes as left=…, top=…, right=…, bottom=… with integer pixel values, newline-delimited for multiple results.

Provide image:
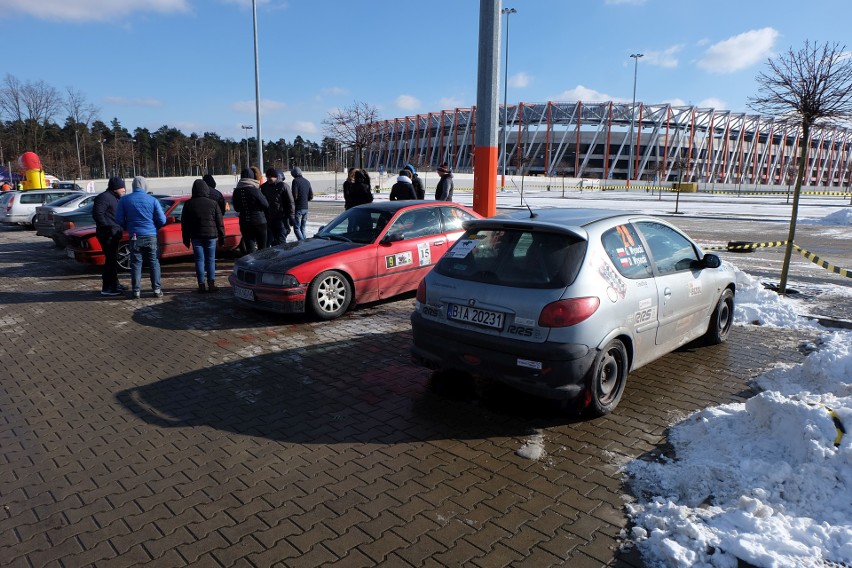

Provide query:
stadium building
left=363, top=101, right=852, bottom=190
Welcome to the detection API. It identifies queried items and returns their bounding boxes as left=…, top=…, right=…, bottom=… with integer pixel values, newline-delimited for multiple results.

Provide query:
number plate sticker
left=233, top=286, right=255, bottom=301
left=447, top=303, right=505, bottom=329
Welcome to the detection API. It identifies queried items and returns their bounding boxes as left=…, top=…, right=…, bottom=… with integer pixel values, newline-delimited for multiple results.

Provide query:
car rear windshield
left=44, top=194, right=80, bottom=207
left=436, top=228, right=587, bottom=288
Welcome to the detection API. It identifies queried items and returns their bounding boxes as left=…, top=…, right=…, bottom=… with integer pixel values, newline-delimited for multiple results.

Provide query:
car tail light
left=538, top=297, right=600, bottom=328
left=416, top=279, right=426, bottom=303
left=5, top=195, right=14, bottom=212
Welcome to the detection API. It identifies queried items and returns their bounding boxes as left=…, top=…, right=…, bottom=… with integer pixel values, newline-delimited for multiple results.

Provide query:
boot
left=197, top=283, right=206, bottom=293
left=207, top=280, right=218, bottom=293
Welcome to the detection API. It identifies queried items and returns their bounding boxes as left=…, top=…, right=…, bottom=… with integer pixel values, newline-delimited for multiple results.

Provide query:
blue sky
left=4, top=0, right=851, bottom=143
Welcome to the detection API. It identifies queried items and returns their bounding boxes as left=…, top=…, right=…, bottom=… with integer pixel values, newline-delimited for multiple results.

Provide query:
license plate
left=233, top=286, right=255, bottom=301
left=447, top=303, right=505, bottom=329
left=66, top=249, right=75, bottom=259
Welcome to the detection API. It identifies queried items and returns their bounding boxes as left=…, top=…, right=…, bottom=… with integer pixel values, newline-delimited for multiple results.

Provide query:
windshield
left=316, top=207, right=393, bottom=244
left=45, top=194, right=81, bottom=207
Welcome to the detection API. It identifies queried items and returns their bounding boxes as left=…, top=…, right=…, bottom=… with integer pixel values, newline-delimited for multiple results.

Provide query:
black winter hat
left=107, top=177, right=125, bottom=191
left=240, top=168, right=253, bottom=179
left=437, top=163, right=451, bottom=174
left=265, top=167, right=278, bottom=179
left=202, top=174, right=217, bottom=188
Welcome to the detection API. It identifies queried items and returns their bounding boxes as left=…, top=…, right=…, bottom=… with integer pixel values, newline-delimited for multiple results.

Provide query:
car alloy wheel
left=117, top=242, right=131, bottom=271
left=309, top=270, right=351, bottom=320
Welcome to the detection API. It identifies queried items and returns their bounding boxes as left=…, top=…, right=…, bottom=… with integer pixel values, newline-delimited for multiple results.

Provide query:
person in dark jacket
left=182, top=179, right=225, bottom=293
left=202, top=174, right=226, bottom=216
left=390, top=170, right=417, bottom=200
left=92, top=177, right=127, bottom=296
left=232, top=168, right=269, bottom=252
left=435, top=163, right=454, bottom=201
left=290, top=167, right=313, bottom=241
left=403, top=164, right=425, bottom=199
left=261, top=167, right=295, bottom=246
left=343, top=168, right=374, bottom=209
left=342, top=167, right=357, bottom=210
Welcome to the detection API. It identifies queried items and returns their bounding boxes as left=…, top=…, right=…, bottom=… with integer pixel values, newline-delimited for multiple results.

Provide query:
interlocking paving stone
left=0, top=223, right=831, bottom=567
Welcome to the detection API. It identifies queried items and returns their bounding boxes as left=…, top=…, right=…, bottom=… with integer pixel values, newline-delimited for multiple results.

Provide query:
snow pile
left=804, top=208, right=852, bottom=226
left=624, top=330, right=852, bottom=568
left=732, top=265, right=816, bottom=329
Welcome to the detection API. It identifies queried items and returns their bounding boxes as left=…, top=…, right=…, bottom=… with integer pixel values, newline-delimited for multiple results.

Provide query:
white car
left=34, top=193, right=98, bottom=244
left=1, top=189, right=85, bottom=227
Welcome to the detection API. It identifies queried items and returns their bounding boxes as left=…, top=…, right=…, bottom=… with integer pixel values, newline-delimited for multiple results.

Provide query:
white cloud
left=3, top=0, right=190, bottom=22
left=552, top=85, right=628, bottom=103
left=642, top=45, right=684, bottom=69
left=438, top=97, right=465, bottom=109
left=697, top=97, right=727, bottom=110
left=291, top=121, right=318, bottom=135
left=320, top=86, right=348, bottom=97
left=663, top=98, right=688, bottom=107
left=508, top=72, right=532, bottom=88
left=103, top=96, right=162, bottom=107
left=395, top=95, right=421, bottom=111
left=231, top=99, right=286, bottom=113
left=698, top=27, right=779, bottom=73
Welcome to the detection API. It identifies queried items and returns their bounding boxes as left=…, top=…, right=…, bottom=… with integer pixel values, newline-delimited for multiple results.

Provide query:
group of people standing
left=232, top=166, right=314, bottom=253
left=389, top=163, right=454, bottom=202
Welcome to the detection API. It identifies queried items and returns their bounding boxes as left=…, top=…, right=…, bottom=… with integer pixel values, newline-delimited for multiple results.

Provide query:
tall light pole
left=628, top=53, right=643, bottom=186
left=131, top=139, right=137, bottom=177
left=251, top=0, right=264, bottom=174
left=241, top=124, right=253, bottom=168
left=500, top=7, right=516, bottom=190
left=99, top=138, right=107, bottom=179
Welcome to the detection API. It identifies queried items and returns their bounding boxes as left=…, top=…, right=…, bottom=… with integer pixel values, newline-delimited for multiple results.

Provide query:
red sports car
left=228, top=201, right=481, bottom=319
left=65, top=195, right=243, bottom=270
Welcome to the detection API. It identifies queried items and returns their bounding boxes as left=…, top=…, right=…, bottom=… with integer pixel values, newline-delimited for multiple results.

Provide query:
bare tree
left=0, top=74, right=63, bottom=152
left=322, top=101, right=379, bottom=168
left=749, top=41, right=852, bottom=294
left=64, top=87, right=100, bottom=179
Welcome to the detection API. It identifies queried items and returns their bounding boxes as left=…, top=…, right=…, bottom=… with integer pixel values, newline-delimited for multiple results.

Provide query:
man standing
left=93, top=177, right=127, bottom=296
left=232, top=168, right=269, bottom=252
left=403, top=164, right=425, bottom=199
left=202, top=174, right=226, bottom=216
left=290, top=167, right=313, bottom=241
left=116, top=176, right=167, bottom=299
left=390, top=170, right=417, bottom=200
left=261, top=168, right=295, bottom=246
left=435, top=163, right=454, bottom=201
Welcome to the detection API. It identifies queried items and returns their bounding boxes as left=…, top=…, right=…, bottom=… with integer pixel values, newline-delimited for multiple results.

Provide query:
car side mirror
left=701, top=253, right=721, bottom=269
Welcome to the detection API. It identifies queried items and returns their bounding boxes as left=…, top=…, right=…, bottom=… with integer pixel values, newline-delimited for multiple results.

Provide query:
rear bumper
left=410, top=311, right=596, bottom=401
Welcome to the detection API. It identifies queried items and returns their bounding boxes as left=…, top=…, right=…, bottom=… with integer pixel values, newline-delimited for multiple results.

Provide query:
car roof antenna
left=510, top=179, right=537, bottom=218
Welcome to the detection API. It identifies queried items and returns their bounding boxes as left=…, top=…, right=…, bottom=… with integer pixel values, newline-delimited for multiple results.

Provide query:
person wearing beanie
left=261, top=167, right=295, bottom=246
left=92, top=177, right=127, bottom=296
left=390, top=169, right=417, bottom=201
left=403, top=164, right=425, bottom=200
left=202, top=174, right=226, bottom=216
left=116, top=176, right=167, bottom=299
left=182, top=179, right=225, bottom=293
left=251, top=166, right=264, bottom=184
left=232, top=167, right=269, bottom=252
left=435, top=163, right=454, bottom=201
left=289, top=166, right=314, bottom=241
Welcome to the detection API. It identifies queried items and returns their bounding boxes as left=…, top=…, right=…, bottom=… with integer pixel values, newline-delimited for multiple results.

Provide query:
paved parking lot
left=0, top=215, right=832, bottom=567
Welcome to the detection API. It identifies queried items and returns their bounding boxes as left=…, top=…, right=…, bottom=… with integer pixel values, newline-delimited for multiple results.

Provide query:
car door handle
left=432, top=239, right=446, bottom=245
left=663, top=287, right=672, bottom=297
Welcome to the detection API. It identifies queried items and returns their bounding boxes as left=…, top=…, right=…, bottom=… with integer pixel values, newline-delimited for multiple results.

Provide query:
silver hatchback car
left=410, top=208, right=736, bottom=416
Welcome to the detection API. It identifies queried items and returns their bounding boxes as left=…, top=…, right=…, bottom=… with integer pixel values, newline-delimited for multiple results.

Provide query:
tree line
left=0, top=74, right=341, bottom=180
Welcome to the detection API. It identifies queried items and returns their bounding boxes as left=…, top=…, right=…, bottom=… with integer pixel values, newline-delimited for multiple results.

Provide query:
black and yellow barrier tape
left=828, top=406, right=846, bottom=447
left=793, top=245, right=852, bottom=279
left=703, top=240, right=788, bottom=251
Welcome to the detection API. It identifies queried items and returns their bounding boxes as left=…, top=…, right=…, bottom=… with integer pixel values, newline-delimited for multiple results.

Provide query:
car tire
left=704, top=288, right=734, bottom=345
left=308, top=270, right=351, bottom=320
left=585, top=339, right=628, bottom=417
left=117, top=242, right=131, bottom=271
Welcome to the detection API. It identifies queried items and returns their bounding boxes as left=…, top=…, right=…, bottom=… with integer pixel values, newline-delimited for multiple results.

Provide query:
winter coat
left=232, top=177, right=268, bottom=224
left=390, top=176, right=417, bottom=200
left=411, top=174, right=425, bottom=200
left=435, top=173, right=454, bottom=201
left=344, top=177, right=373, bottom=209
left=93, top=189, right=122, bottom=236
left=261, top=179, right=295, bottom=221
left=116, top=184, right=167, bottom=237
left=182, top=180, right=225, bottom=247
left=291, top=170, right=314, bottom=210
left=207, top=186, right=226, bottom=216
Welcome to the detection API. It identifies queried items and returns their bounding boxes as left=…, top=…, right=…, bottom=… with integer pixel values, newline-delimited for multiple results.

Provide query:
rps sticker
left=385, top=251, right=413, bottom=269
left=634, top=305, right=658, bottom=325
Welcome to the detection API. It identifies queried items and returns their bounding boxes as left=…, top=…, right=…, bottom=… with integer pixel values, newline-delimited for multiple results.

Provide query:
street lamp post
left=241, top=125, right=253, bottom=168
left=628, top=53, right=643, bottom=187
left=99, top=138, right=107, bottom=179
left=500, top=7, right=516, bottom=190
left=131, top=139, right=137, bottom=177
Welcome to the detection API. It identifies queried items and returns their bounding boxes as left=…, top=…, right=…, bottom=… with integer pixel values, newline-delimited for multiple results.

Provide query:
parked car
left=410, top=209, right=736, bottom=416
left=1, top=189, right=86, bottom=227
left=53, top=182, right=84, bottom=191
left=48, top=203, right=97, bottom=249
left=229, top=201, right=482, bottom=320
left=65, top=195, right=242, bottom=270
left=35, top=193, right=98, bottom=246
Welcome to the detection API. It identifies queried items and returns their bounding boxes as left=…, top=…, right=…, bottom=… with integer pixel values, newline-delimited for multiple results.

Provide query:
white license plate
left=66, top=249, right=75, bottom=259
left=447, top=303, right=505, bottom=329
left=233, top=286, right=255, bottom=301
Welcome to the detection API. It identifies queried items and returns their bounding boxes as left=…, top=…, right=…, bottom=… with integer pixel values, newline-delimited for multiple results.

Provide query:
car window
left=601, top=224, right=653, bottom=279
left=439, top=206, right=477, bottom=232
left=437, top=228, right=586, bottom=288
left=46, top=193, right=73, bottom=204
left=635, top=221, right=700, bottom=275
left=317, top=207, right=392, bottom=244
left=46, top=194, right=80, bottom=207
left=20, top=193, right=45, bottom=204
left=169, top=202, right=185, bottom=220
left=224, top=198, right=237, bottom=217
left=387, top=208, right=443, bottom=240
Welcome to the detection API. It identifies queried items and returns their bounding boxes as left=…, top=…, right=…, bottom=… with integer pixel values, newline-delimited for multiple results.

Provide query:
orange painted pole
left=473, top=0, right=500, bottom=218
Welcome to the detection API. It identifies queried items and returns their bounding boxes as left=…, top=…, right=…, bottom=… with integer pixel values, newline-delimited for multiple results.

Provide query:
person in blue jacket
left=116, top=176, right=167, bottom=299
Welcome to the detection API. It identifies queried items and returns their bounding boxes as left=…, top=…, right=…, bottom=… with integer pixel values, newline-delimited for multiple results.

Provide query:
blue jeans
left=130, top=235, right=161, bottom=293
left=294, top=208, right=309, bottom=241
left=191, top=238, right=217, bottom=284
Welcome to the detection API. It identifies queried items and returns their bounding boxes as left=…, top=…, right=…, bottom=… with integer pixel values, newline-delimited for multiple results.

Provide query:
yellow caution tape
left=793, top=245, right=852, bottom=279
